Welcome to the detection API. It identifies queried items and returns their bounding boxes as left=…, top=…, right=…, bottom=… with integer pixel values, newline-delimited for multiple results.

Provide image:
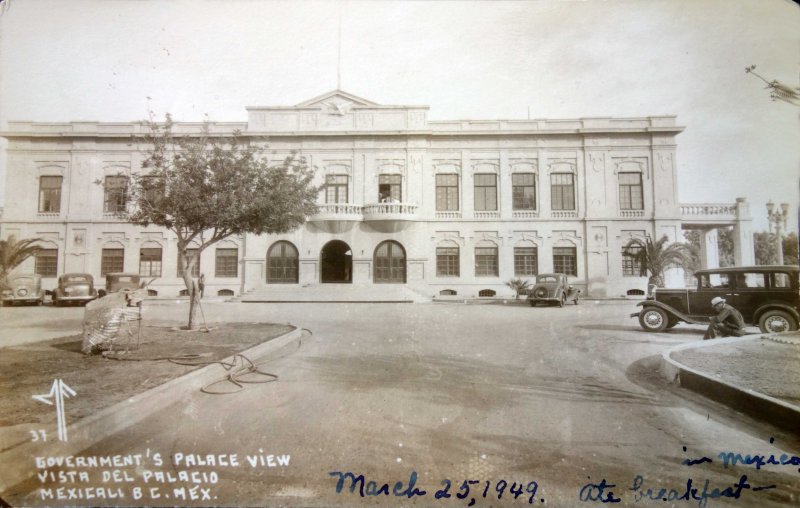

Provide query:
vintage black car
left=101, top=273, right=143, bottom=297
left=1, top=274, right=44, bottom=306
left=52, top=273, right=98, bottom=306
left=634, top=265, right=799, bottom=334
left=527, top=273, right=580, bottom=307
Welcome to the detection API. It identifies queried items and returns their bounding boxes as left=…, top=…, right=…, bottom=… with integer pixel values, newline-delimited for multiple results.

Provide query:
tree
left=124, top=116, right=318, bottom=329
left=0, top=235, right=42, bottom=287
left=745, top=65, right=800, bottom=106
left=505, top=277, right=531, bottom=299
left=623, top=235, right=693, bottom=287
left=755, top=231, right=799, bottom=266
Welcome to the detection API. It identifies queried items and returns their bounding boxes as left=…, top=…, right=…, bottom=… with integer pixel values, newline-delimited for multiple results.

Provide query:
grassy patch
left=0, top=323, right=293, bottom=426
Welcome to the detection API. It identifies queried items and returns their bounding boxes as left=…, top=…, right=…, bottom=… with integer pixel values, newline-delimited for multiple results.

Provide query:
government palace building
left=0, top=90, right=754, bottom=300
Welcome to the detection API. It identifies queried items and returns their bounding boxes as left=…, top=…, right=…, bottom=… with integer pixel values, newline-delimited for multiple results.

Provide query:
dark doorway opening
left=321, top=240, right=352, bottom=283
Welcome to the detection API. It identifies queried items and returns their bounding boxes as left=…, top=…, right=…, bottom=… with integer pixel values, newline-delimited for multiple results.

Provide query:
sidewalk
left=661, top=332, right=800, bottom=431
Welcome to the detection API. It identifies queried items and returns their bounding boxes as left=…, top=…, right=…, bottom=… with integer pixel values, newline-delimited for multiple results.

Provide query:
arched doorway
left=267, top=241, right=299, bottom=283
left=374, top=240, right=406, bottom=283
left=320, top=240, right=352, bottom=283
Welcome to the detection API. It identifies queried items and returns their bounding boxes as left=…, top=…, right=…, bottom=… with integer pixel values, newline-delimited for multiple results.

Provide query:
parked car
left=52, top=273, right=98, bottom=306
left=634, top=265, right=800, bottom=334
left=1, top=274, right=44, bottom=306
left=527, top=273, right=580, bottom=307
left=101, top=273, right=143, bottom=297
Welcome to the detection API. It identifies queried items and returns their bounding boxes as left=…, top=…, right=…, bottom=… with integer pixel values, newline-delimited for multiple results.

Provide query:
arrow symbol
left=33, top=379, right=76, bottom=442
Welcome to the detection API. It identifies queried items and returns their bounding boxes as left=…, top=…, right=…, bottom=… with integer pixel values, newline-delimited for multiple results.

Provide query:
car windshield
left=537, top=276, right=558, bottom=283
left=12, top=277, right=33, bottom=285
left=114, top=276, right=136, bottom=283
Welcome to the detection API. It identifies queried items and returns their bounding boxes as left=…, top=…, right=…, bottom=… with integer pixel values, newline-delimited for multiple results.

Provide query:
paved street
left=2, top=300, right=799, bottom=507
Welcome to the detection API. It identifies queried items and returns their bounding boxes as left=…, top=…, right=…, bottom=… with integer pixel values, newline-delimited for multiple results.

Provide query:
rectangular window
left=550, top=173, right=575, bottom=211
left=34, top=249, right=58, bottom=277
left=622, top=245, right=643, bottom=277
left=736, top=272, right=767, bottom=289
left=325, top=175, right=348, bottom=204
left=436, top=174, right=459, bottom=211
left=141, top=175, right=163, bottom=205
left=177, top=248, right=200, bottom=278
left=772, top=273, right=791, bottom=288
left=619, top=172, right=643, bottom=210
left=104, top=176, right=128, bottom=213
left=553, top=247, right=577, bottom=276
left=514, top=247, right=538, bottom=276
left=700, top=273, right=730, bottom=288
left=38, top=176, right=63, bottom=213
left=215, top=248, right=238, bottom=278
left=512, top=173, right=536, bottom=210
left=475, top=247, right=499, bottom=277
left=474, top=174, right=497, bottom=211
left=139, top=247, right=162, bottom=277
left=101, top=248, right=124, bottom=276
left=378, top=174, right=402, bottom=202
left=436, top=247, right=460, bottom=277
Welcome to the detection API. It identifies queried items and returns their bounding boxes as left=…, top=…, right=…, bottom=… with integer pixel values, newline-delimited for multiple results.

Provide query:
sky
left=0, top=0, right=798, bottom=233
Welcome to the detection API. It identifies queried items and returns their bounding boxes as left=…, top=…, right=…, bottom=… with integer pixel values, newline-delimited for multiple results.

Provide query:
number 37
left=30, top=429, right=47, bottom=442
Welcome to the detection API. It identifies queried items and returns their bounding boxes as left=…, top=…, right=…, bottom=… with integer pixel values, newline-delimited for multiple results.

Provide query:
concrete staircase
left=236, top=284, right=430, bottom=303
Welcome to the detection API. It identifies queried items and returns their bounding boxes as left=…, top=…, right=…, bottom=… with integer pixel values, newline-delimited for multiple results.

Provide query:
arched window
left=439, top=289, right=457, bottom=296
left=267, top=241, right=299, bottom=283
left=218, top=289, right=235, bottom=297
left=478, top=289, right=496, bottom=297
left=374, top=241, right=406, bottom=283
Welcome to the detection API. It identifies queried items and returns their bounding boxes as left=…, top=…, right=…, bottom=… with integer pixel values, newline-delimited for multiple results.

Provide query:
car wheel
left=758, top=310, right=798, bottom=334
left=638, top=307, right=669, bottom=332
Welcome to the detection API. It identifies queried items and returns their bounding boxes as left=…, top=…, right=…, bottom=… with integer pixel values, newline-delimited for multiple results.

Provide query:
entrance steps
left=237, top=284, right=430, bottom=303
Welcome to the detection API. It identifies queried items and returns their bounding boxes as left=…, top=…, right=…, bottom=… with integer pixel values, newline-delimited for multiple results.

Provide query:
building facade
left=0, top=90, right=752, bottom=299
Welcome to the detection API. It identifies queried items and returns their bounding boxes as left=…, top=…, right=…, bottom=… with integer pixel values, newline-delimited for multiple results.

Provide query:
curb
left=659, top=335, right=800, bottom=432
left=0, top=325, right=304, bottom=493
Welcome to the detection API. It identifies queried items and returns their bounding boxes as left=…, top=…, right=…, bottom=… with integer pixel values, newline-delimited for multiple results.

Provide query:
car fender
left=753, top=303, right=800, bottom=324
left=635, top=300, right=707, bottom=325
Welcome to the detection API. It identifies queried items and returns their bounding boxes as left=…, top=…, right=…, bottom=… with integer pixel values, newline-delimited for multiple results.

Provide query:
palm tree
left=0, top=235, right=43, bottom=286
left=505, top=277, right=532, bottom=299
left=623, top=235, right=693, bottom=287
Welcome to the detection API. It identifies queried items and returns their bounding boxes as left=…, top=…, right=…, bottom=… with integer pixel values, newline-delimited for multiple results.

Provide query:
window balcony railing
left=436, top=211, right=462, bottom=219
left=362, top=202, right=419, bottom=221
left=474, top=211, right=500, bottom=219
left=309, top=203, right=364, bottom=221
left=551, top=210, right=578, bottom=219
left=512, top=210, right=539, bottom=219
left=619, top=210, right=645, bottom=218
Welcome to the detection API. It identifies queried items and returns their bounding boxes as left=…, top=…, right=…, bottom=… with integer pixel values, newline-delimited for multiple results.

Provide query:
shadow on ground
left=577, top=324, right=705, bottom=336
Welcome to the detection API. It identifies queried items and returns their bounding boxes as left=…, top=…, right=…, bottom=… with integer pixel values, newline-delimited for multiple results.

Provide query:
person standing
left=704, top=296, right=746, bottom=340
left=198, top=273, right=205, bottom=299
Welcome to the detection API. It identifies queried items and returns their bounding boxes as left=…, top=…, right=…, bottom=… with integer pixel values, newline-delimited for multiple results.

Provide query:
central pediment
left=245, top=90, right=429, bottom=133
left=295, top=90, right=380, bottom=109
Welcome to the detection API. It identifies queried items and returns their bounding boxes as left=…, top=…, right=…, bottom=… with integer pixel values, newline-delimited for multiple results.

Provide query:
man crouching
left=704, top=296, right=747, bottom=340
